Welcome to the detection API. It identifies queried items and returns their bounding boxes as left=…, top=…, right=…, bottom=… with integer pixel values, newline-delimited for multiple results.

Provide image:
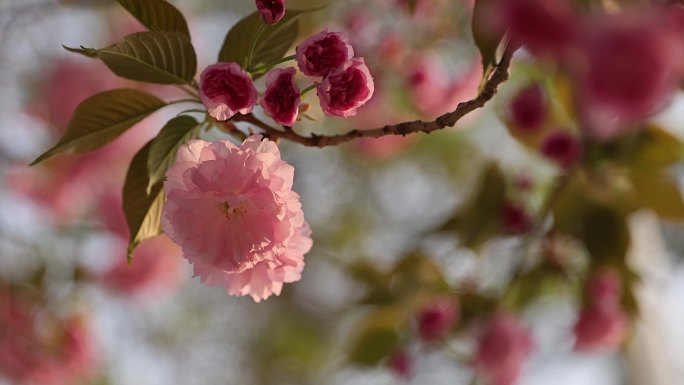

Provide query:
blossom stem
left=300, top=84, right=316, bottom=96
left=246, top=24, right=268, bottom=70
left=250, top=54, right=297, bottom=74
left=244, top=46, right=517, bottom=147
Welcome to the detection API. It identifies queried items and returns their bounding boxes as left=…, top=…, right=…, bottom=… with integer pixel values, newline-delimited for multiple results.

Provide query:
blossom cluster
left=199, top=27, right=373, bottom=126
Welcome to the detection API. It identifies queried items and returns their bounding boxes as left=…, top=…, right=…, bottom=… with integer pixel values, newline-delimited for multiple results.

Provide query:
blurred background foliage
left=1, top=0, right=684, bottom=384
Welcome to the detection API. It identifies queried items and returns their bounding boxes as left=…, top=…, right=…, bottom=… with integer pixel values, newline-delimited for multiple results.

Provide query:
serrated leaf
left=123, top=142, right=165, bottom=261
left=31, top=89, right=165, bottom=165
left=472, top=0, right=505, bottom=70
left=218, top=7, right=325, bottom=71
left=147, top=115, right=201, bottom=192
left=116, top=0, right=190, bottom=38
left=70, top=31, right=196, bottom=84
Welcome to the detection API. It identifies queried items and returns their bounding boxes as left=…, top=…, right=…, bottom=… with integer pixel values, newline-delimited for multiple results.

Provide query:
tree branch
left=237, top=47, right=515, bottom=148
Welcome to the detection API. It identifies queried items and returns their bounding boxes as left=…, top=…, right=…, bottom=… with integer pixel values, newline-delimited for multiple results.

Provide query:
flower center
left=217, top=201, right=247, bottom=218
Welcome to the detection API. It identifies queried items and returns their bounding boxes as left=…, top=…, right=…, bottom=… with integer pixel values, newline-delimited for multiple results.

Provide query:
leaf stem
left=250, top=54, right=297, bottom=74
left=246, top=23, right=268, bottom=70
left=300, top=84, right=316, bottom=96
left=168, top=98, right=203, bottom=106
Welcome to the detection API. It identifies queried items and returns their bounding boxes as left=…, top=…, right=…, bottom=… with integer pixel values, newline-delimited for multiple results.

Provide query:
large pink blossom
left=199, top=63, right=258, bottom=121
left=473, top=313, right=534, bottom=385
left=316, top=58, right=374, bottom=118
left=161, top=135, right=312, bottom=302
left=501, top=0, right=578, bottom=55
left=259, top=67, right=301, bottom=127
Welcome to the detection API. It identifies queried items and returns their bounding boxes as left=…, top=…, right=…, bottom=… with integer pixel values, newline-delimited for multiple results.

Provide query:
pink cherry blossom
left=199, top=63, right=257, bottom=121
left=296, top=30, right=354, bottom=77
left=508, top=84, right=548, bottom=133
left=540, top=131, right=582, bottom=168
left=259, top=67, right=301, bottom=127
left=574, top=305, right=627, bottom=352
left=585, top=268, right=622, bottom=309
left=416, top=296, right=460, bottom=342
left=473, top=313, right=534, bottom=385
left=576, top=13, right=680, bottom=139
left=161, top=135, right=312, bottom=302
left=316, top=58, right=374, bottom=118
left=255, top=0, right=285, bottom=24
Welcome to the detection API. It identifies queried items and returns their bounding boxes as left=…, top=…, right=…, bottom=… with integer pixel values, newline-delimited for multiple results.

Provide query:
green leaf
left=471, top=0, right=505, bottom=70
left=440, top=164, right=507, bottom=249
left=31, top=89, right=165, bottom=165
left=348, top=307, right=403, bottom=365
left=66, top=31, right=196, bottom=84
left=147, top=116, right=201, bottom=192
left=218, top=7, right=325, bottom=70
left=581, top=205, right=630, bottom=264
left=628, top=125, right=684, bottom=169
left=116, top=0, right=190, bottom=38
left=630, top=171, right=684, bottom=220
left=123, top=142, right=165, bottom=261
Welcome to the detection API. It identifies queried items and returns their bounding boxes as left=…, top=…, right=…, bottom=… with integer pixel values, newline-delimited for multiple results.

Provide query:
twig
left=237, top=47, right=516, bottom=148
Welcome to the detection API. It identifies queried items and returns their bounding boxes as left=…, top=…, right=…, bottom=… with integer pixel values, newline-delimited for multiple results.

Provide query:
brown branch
left=238, top=47, right=515, bottom=148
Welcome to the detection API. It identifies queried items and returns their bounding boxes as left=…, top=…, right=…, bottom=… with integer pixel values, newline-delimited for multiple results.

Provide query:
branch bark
left=237, top=47, right=515, bottom=148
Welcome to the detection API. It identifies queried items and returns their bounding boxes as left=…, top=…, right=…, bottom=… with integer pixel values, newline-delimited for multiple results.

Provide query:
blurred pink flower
left=508, top=84, right=548, bottom=133
left=540, top=131, right=582, bottom=168
left=406, top=54, right=481, bottom=118
left=0, top=299, right=96, bottom=385
left=574, top=305, right=627, bottom=352
left=502, top=0, right=578, bottom=55
left=573, top=269, right=628, bottom=351
left=27, top=59, right=117, bottom=132
left=576, top=13, right=680, bottom=139
left=417, top=296, right=460, bottom=342
left=317, top=58, right=374, bottom=117
left=101, top=236, right=183, bottom=298
left=388, top=349, right=413, bottom=379
left=260, top=67, right=301, bottom=127
left=473, top=313, right=534, bottom=385
left=501, top=202, right=532, bottom=235
left=256, top=0, right=285, bottom=24
left=161, top=136, right=312, bottom=302
left=199, top=63, right=257, bottom=121
left=296, top=30, right=354, bottom=77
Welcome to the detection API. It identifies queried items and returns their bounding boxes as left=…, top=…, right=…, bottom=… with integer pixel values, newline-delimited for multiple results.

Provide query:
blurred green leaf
left=440, top=164, right=506, bottom=249
left=147, top=116, right=201, bottom=192
left=472, top=0, right=505, bottom=71
left=348, top=307, right=404, bottom=366
left=124, top=142, right=165, bottom=261
left=218, top=7, right=324, bottom=71
left=581, top=205, right=630, bottom=264
left=116, top=0, right=190, bottom=37
left=66, top=31, right=196, bottom=84
left=31, top=89, right=165, bottom=165
left=628, top=125, right=684, bottom=169
left=629, top=171, right=684, bottom=220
